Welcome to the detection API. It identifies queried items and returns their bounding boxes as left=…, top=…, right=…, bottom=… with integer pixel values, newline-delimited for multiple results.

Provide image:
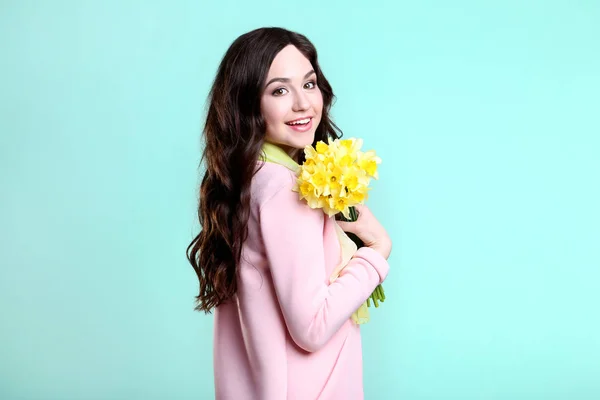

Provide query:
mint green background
left=1, top=1, right=599, bottom=399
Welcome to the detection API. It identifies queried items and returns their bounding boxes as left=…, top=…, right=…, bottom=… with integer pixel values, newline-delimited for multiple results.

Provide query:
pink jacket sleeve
left=259, top=182, right=390, bottom=353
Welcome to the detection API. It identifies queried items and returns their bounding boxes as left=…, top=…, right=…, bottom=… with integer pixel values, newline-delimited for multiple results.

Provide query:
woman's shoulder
left=251, top=161, right=297, bottom=206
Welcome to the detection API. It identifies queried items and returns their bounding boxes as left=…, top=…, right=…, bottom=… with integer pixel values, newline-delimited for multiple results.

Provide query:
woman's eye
left=272, top=81, right=316, bottom=96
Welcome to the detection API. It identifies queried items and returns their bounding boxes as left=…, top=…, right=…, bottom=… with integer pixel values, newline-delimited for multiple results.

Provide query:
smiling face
left=261, top=45, right=324, bottom=158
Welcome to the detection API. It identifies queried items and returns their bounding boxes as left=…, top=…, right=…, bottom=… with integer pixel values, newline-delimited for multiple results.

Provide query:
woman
left=187, top=27, right=392, bottom=400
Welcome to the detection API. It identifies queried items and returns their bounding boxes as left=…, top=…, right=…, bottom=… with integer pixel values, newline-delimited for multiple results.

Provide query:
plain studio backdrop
left=1, top=1, right=599, bottom=399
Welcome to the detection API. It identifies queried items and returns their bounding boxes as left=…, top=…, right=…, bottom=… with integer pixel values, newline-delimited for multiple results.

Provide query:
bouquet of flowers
left=293, top=138, right=386, bottom=309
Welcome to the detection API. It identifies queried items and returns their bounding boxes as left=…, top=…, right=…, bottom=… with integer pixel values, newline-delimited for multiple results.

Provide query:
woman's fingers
left=335, top=219, right=359, bottom=234
left=354, top=204, right=370, bottom=220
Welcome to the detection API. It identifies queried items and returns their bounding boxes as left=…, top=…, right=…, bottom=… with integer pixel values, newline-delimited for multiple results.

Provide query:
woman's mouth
left=285, top=117, right=313, bottom=132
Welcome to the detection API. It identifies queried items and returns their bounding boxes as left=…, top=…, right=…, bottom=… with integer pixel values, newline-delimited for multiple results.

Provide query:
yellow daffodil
left=357, top=150, right=381, bottom=179
left=294, top=137, right=380, bottom=218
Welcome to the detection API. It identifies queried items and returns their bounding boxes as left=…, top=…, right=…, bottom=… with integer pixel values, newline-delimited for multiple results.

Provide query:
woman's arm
left=259, top=184, right=389, bottom=353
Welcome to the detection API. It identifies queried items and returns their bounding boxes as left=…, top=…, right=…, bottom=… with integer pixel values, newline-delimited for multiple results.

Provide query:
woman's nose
left=292, top=90, right=310, bottom=111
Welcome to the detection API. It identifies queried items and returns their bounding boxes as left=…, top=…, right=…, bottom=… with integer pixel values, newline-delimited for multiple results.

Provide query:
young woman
left=187, top=27, right=392, bottom=400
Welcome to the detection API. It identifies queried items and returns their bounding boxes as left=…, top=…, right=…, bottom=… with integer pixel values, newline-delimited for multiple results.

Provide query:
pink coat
left=213, top=161, right=390, bottom=399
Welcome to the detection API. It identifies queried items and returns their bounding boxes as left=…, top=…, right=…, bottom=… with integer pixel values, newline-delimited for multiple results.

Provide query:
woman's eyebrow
left=264, top=70, right=315, bottom=88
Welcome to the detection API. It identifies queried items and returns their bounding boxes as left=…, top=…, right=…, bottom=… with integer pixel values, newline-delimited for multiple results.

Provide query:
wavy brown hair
left=186, top=27, right=343, bottom=313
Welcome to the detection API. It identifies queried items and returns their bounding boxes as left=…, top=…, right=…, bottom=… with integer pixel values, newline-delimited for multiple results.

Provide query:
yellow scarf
left=259, top=142, right=370, bottom=324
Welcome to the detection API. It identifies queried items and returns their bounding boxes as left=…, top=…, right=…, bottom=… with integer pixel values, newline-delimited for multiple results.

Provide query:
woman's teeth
left=286, top=118, right=311, bottom=125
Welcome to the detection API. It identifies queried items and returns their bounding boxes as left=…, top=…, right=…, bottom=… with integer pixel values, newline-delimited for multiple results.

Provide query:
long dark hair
left=186, top=27, right=342, bottom=313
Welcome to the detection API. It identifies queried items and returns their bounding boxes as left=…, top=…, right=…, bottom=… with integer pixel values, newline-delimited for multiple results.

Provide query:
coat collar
left=259, top=141, right=301, bottom=174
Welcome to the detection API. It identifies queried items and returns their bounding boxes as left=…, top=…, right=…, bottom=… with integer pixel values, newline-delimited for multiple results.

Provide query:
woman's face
left=261, top=45, right=323, bottom=157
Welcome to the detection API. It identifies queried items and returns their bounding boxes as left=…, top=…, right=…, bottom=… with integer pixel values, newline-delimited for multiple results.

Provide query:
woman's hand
left=335, top=204, right=392, bottom=260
